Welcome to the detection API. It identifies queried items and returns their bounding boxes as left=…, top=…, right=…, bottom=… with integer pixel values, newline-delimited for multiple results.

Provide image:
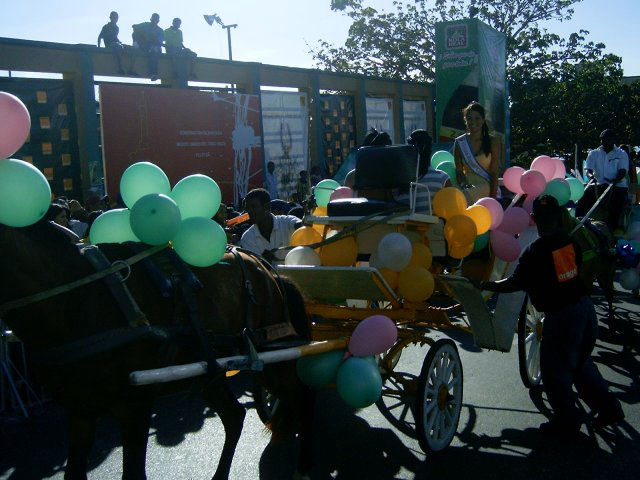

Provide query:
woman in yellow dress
left=454, top=102, right=501, bottom=203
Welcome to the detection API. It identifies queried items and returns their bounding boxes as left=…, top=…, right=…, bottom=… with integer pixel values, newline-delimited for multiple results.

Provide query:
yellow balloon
left=444, top=215, right=477, bottom=248
left=448, top=242, right=474, bottom=259
left=464, top=205, right=491, bottom=235
left=291, top=226, right=322, bottom=247
left=379, top=267, right=399, bottom=290
left=320, top=235, right=358, bottom=266
left=432, top=187, right=468, bottom=220
left=409, top=242, right=433, bottom=269
left=313, top=207, right=327, bottom=216
left=398, top=266, right=435, bottom=302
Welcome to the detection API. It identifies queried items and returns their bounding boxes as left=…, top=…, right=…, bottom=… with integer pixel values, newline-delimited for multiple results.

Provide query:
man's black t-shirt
left=100, top=23, right=120, bottom=47
left=511, top=231, right=586, bottom=313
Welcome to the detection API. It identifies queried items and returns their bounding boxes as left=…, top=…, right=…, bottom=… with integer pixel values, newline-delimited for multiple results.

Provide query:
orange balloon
left=379, top=267, right=399, bottom=290
left=409, top=242, right=433, bottom=269
left=398, top=266, right=435, bottom=302
left=448, top=242, right=474, bottom=259
left=291, top=226, right=322, bottom=247
left=432, top=187, right=467, bottom=220
left=444, top=215, right=477, bottom=248
left=464, top=205, right=491, bottom=235
left=320, top=234, right=358, bottom=266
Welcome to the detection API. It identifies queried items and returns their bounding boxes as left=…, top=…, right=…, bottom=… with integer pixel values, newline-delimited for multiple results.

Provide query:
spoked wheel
left=416, top=339, right=463, bottom=453
left=253, top=381, right=280, bottom=425
left=518, top=296, right=543, bottom=388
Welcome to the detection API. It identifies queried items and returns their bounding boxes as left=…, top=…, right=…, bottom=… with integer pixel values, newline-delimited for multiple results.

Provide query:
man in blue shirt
left=132, top=13, right=164, bottom=81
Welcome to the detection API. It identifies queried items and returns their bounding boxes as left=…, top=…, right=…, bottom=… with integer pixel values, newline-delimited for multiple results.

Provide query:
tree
left=312, top=0, right=605, bottom=82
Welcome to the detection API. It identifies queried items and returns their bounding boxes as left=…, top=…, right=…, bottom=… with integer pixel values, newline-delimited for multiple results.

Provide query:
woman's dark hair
left=362, top=128, right=392, bottom=147
left=463, top=102, right=491, bottom=156
left=44, top=202, right=69, bottom=222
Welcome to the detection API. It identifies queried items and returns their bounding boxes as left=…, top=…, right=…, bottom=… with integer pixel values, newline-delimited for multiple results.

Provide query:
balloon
left=348, top=314, right=398, bottom=356
left=0, top=158, right=51, bottom=227
left=435, top=161, right=458, bottom=186
left=444, top=214, right=477, bottom=248
left=409, top=242, right=433, bottom=269
left=313, top=207, right=327, bottom=217
left=619, top=269, right=640, bottom=290
left=376, top=233, right=413, bottom=272
left=490, top=230, right=521, bottom=262
left=336, top=357, right=383, bottom=408
left=170, top=174, right=221, bottom=220
left=291, top=226, right=322, bottom=247
left=464, top=204, right=491, bottom=235
left=401, top=230, right=422, bottom=244
left=329, top=186, right=354, bottom=202
left=89, top=208, right=139, bottom=244
left=314, top=179, right=340, bottom=208
left=503, top=166, right=525, bottom=194
left=629, top=240, right=640, bottom=253
left=129, top=193, right=181, bottom=245
left=566, top=177, right=585, bottom=202
left=431, top=150, right=455, bottom=170
left=520, top=169, right=547, bottom=197
left=0, top=92, right=31, bottom=159
left=398, top=266, right=435, bottom=302
left=530, top=155, right=555, bottom=182
left=120, top=162, right=171, bottom=208
left=617, top=243, right=639, bottom=269
left=368, top=250, right=383, bottom=270
left=543, top=178, right=571, bottom=206
left=552, top=158, right=566, bottom=179
left=172, top=217, right=226, bottom=267
left=473, top=232, right=489, bottom=252
left=356, top=224, right=395, bottom=255
left=320, top=234, right=358, bottom=266
left=498, top=207, right=530, bottom=235
left=285, top=246, right=321, bottom=266
left=432, top=187, right=468, bottom=220
left=378, top=268, right=399, bottom=290
left=626, top=222, right=640, bottom=241
left=296, top=349, right=345, bottom=388
left=475, top=197, right=504, bottom=230
left=449, top=242, right=474, bottom=259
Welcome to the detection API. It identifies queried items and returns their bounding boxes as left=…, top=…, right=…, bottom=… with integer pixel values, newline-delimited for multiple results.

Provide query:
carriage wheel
left=518, top=296, right=543, bottom=388
left=416, top=339, right=463, bottom=453
left=253, top=382, right=280, bottom=425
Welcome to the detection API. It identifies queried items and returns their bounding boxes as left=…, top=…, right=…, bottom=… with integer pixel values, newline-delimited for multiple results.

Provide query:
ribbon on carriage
left=454, top=134, right=491, bottom=184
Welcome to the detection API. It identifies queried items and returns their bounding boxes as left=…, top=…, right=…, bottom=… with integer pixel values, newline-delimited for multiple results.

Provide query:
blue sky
left=1, top=0, right=638, bottom=76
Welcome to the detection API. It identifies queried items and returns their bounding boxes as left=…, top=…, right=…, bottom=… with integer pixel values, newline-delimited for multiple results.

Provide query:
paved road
left=1, top=287, right=639, bottom=480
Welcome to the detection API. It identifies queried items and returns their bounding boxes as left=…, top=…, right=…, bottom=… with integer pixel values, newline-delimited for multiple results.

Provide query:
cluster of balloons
left=90, top=162, right=226, bottom=268
left=0, top=92, right=53, bottom=228
left=618, top=224, right=640, bottom=290
left=431, top=150, right=457, bottom=186
left=297, top=315, right=397, bottom=408
left=286, top=226, right=359, bottom=267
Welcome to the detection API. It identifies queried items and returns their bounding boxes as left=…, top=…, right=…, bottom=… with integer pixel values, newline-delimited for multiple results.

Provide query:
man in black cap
left=478, top=195, right=624, bottom=436
left=577, top=129, right=629, bottom=230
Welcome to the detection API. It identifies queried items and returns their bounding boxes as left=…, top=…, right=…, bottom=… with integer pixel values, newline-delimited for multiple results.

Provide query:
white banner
left=403, top=100, right=427, bottom=139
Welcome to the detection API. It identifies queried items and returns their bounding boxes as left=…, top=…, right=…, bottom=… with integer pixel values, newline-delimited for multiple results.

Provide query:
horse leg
left=203, top=378, right=245, bottom=480
left=65, top=410, right=97, bottom=480
left=118, top=401, right=152, bottom=480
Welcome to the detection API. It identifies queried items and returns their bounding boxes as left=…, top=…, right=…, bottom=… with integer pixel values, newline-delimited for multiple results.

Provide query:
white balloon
left=376, top=233, right=413, bottom=272
left=369, top=250, right=383, bottom=270
left=620, top=269, right=640, bottom=291
left=285, top=246, right=321, bottom=266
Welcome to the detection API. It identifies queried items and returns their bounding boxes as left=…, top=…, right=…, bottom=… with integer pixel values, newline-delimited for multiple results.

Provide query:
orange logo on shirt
left=552, top=244, right=578, bottom=282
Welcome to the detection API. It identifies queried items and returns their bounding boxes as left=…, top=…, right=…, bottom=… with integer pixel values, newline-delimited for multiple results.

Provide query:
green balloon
left=431, top=150, right=455, bottom=170
left=120, top=162, right=171, bottom=208
left=336, top=356, right=383, bottom=408
left=129, top=193, right=181, bottom=245
left=172, top=217, right=227, bottom=267
left=170, top=174, right=221, bottom=220
left=472, top=232, right=489, bottom=252
left=436, top=161, right=458, bottom=186
left=296, top=349, right=346, bottom=388
left=314, top=179, right=340, bottom=208
left=543, top=179, right=571, bottom=206
left=89, top=209, right=140, bottom=244
left=629, top=240, right=640, bottom=253
left=567, top=177, right=585, bottom=202
left=0, top=158, right=51, bottom=227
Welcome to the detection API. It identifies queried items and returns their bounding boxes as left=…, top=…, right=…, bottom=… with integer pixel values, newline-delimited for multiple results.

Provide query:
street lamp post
left=204, top=14, right=238, bottom=92
left=223, top=24, right=237, bottom=62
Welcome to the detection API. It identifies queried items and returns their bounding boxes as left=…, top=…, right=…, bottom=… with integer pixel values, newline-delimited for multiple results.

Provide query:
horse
left=0, top=219, right=314, bottom=480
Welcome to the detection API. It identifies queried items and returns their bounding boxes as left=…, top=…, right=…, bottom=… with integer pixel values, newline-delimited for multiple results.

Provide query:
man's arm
left=97, top=26, right=104, bottom=47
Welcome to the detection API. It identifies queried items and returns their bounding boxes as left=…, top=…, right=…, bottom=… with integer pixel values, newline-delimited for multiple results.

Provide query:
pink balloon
left=348, top=315, right=398, bottom=357
left=530, top=155, right=555, bottom=182
left=498, top=207, right=530, bottom=235
left=503, top=166, right=525, bottom=194
left=551, top=158, right=566, bottom=179
left=476, top=197, right=504, bottom=230
left=330, top=186, right=354, bottom=202
left=520, top=169, right=547, bottom=197
left=0, top=92, right=31, bottom=159
left=490, top=230, right=522, bottom=262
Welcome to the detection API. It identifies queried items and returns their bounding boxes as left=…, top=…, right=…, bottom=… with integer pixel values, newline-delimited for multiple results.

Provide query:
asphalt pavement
left=1, top=284, right=639, bottom=480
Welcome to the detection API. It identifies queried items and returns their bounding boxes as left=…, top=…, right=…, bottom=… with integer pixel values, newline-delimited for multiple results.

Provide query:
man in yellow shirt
left=164, top=18, right=197, bottom=79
